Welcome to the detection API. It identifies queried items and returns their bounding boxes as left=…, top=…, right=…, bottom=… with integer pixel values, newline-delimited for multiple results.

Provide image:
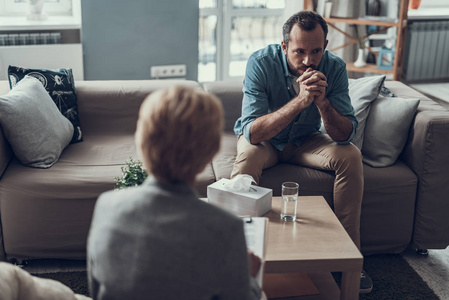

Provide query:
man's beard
left=286, top=55, right=317, bottom=77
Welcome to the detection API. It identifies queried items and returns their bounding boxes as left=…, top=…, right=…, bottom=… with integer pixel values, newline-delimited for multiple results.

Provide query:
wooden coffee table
left=263, top=196, right=363, bottom=300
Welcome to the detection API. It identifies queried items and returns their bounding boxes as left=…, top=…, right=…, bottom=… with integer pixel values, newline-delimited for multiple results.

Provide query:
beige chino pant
left=231, top=133, right=363, bottom=249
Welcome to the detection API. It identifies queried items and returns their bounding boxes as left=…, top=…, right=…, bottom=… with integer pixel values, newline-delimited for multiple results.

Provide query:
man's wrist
left=315, top=97, right=329, bottom=111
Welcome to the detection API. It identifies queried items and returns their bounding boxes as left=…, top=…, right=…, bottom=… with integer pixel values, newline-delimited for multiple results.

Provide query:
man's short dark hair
left=283, top=11, right=328, bottom=46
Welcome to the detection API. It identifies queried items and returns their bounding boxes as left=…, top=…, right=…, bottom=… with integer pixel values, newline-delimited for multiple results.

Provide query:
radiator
left=403, top=20, right=449, bottom=81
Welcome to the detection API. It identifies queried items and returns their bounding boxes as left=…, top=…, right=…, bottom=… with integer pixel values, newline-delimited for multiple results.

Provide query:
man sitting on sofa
left=232, top=10, right=372, bottom=293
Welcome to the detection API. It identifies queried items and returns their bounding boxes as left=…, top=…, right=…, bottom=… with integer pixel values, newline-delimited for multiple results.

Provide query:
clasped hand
left=297, top=68, right=328, bottom=108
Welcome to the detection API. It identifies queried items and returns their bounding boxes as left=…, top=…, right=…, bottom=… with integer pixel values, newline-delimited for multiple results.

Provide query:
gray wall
left=81, top=0, right=199, bottom=80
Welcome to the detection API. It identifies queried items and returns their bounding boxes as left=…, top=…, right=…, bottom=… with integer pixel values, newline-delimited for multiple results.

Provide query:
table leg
left=340, top=271, right=359, bottom=300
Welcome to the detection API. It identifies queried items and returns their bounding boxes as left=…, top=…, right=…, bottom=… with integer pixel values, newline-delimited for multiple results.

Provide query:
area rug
left=32, top=254, right=439, bottom=299
left=333, top=254, right=439, bottom=300
left=34, top=271, right=89, bottom=296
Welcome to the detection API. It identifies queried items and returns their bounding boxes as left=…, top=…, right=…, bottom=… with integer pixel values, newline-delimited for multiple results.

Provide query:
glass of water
left=281, top=182, right=299, bottom=221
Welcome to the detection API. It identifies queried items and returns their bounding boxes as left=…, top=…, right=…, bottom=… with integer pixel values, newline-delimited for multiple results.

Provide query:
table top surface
left=263, top=196, right=363, bottom=273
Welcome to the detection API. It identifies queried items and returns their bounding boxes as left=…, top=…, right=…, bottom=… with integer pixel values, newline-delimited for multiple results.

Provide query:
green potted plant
left=114, top=157, right=147, bottom=190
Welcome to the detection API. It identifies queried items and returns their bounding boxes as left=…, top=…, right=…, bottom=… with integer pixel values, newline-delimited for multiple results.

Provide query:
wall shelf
left=325, top=17, right=399, bottom=28
left=303, top=0, right=410, bottom=80
left=346, top=62, right=393, bottom=75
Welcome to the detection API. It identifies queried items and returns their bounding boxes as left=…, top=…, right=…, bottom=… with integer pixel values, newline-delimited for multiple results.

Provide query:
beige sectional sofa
left=0, top=78, right=448, bottom=262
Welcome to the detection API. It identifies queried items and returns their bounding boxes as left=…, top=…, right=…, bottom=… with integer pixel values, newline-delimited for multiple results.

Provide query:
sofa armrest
left=0, top=126, right=12, bottom=261
left=386, top=81, right=449, bottom=250
left=202, top=81, right=244, bottom=133
left=0, top=81, right=12, bottom=179
left=0, top=120, right=12, bottom=181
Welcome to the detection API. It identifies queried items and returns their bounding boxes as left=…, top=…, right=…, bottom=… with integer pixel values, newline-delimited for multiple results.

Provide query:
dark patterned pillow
left=8, top=65, right=83, bottom=143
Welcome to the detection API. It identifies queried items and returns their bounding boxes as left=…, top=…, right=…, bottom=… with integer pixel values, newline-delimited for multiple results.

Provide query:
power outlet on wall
left=151, top=64, right=187, bottom=79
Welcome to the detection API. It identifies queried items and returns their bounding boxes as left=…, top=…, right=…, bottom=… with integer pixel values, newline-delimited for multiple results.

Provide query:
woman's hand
left=248, top=250, right=262, bottom=278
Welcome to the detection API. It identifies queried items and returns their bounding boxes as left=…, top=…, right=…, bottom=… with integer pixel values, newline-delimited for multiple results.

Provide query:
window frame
left=199, top=0, right=284, bottom=81
left=419, top=0, right=448, bottom=8
left=0, top=0, right=74, bottom=16
left=200, top=1, right=223, bottom=82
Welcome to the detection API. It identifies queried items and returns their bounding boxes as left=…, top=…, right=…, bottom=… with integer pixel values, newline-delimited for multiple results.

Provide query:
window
left=0, top=0, right=74, bottom=17
left=407, top=0, right=449, bottom=19
left=199, top=0, right=285, bottom=82
left=418, top=0, right=448, bottom=8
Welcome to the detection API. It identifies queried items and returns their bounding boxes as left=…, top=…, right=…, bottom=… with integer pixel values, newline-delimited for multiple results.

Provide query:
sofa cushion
left=0, top=135, right=136, bottom=259
left=348, top=75, right=386, bottom=149
left=202, top=81, right=244, bottom=133
left=361, top=161, right=417, bottom=254
left=362, top=96, right=420, bottom=167
left=0, top=76, right=73, bottom=168
left=8, top=65, right=83, bottom=143
left=0, top=131, right=215, bottom=260
left=211, top=130, right=418, bottom=255
left=74, top=80, right=203, bottom=136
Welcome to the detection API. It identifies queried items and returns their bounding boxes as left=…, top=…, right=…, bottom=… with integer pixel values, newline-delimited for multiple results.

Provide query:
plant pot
left=354, top=49, right=366, bottom=67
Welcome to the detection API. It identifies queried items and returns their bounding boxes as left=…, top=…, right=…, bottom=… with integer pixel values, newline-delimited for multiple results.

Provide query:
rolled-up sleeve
left=327, top=66, right=358, bottom=144
left=237, top=55, right=270, bottom=144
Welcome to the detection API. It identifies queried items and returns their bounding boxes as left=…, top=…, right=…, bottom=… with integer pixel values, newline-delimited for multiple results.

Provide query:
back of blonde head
left=136, top=85, right=224, bottom=184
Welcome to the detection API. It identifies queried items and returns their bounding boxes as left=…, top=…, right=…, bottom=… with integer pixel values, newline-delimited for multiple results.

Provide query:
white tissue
left=223, top=174, right=256, bottom=192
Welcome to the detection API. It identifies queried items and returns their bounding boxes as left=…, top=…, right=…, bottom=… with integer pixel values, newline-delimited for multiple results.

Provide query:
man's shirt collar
left=281, top=50, right=290, bottom=78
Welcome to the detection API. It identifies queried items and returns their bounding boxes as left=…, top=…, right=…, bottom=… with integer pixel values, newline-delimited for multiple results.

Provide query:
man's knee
left=345, top=143, right=363, bottom=162
left=334, top=143, right=363, bottom=172
left=232, top=138, right=278, bottom=182
left=235, top=143, right=268, bottom=169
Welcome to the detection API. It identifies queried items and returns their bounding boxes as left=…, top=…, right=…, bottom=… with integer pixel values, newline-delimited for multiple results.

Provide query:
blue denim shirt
left=234, top=44, right=357, bottom=151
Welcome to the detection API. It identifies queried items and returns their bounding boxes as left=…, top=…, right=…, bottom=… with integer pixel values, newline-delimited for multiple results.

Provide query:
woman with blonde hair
left=87, top=86, right=262, bottom=300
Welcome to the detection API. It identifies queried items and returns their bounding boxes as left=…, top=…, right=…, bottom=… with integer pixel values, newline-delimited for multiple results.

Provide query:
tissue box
left=207, top=178, right=272, bottom=217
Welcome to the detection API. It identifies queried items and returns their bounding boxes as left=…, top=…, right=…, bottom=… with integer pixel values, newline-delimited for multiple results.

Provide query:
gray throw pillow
left=8, top=65, right=83, bottom=143
left=348, top=75, right=386, bottom=150
left=362, top=96, right=420, bottom=167
left=0, top=76, right=74, bottom=168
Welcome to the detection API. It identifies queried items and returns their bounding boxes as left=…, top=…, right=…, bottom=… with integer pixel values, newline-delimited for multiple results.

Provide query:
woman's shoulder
left=96, top=186, right=143, bottom=206
left=193, top=199, right=244, bottom=229
left=93, top=183, right=243, bottom=230
left=92, top=185, right=152, bottom=222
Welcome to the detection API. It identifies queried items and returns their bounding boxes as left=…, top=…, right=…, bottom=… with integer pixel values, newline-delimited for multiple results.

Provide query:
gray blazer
left=87, top=177, right=261, bottom=300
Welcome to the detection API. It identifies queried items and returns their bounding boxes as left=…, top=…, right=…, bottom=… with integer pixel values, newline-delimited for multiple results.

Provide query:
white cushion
left=348, top=75, right=386, bottom=150
left=0, top=76, right=74, bottom=168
